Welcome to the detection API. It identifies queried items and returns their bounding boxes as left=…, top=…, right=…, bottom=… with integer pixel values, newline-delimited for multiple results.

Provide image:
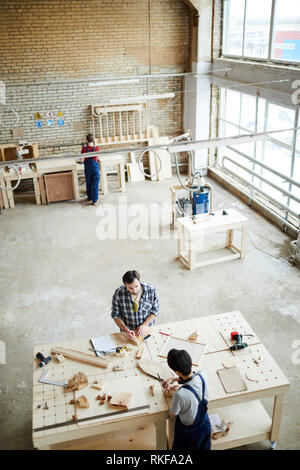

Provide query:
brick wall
left=212, top=0, right=222, bottom=60
left=0, top=0, right=190, bottom=153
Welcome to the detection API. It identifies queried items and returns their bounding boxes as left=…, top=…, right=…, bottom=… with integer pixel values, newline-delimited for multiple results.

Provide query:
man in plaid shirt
left=111, top=270, right=159, bottom=341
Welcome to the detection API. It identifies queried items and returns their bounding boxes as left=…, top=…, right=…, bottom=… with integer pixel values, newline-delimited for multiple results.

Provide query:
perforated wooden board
left=158, top=336, right=206, bottom=366
left=32, top=333, right=169, bottom=447
left=148, top=312, right=259, bottom=355
left=32, top=312, right=290, bottom=448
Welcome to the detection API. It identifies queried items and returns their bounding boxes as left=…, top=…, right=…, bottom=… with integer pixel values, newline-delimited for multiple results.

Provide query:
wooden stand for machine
left=32, top=311, right=289, bottom=450
left=177, top=208, right=249, bottom=270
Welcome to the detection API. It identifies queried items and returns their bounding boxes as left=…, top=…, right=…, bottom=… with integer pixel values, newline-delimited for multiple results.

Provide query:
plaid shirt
left=111, top=282, right=159, bottom=330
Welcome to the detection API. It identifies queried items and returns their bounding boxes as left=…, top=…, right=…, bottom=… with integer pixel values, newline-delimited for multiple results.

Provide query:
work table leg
left=155, top=418, right=167, bottom=450
left=240, top=227, right=247, bottom=259
left=270, top=394, right=284, bottom=445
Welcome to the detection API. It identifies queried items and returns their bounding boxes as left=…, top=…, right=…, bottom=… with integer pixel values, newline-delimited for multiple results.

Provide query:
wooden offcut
left=110, top=392, right=133, bottom=409
left=51, top=347, right=109, bottom=369
left=217, top=368, right=247, bottom=394
left=137, top=359, right=173, bottom=380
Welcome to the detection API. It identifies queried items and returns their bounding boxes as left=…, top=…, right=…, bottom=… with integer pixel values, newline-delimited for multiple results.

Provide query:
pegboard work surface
left=32, top=312, right=290, bottom=450
left=33, top=332, right=169, bottom=448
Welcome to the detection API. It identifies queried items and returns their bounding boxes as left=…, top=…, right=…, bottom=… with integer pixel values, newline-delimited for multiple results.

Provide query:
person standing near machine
left=81, top=133, right=100, bottom=205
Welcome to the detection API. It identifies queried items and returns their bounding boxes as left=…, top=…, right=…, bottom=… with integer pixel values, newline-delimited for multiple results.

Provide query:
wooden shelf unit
left=0, top=142, right=38, bottom=162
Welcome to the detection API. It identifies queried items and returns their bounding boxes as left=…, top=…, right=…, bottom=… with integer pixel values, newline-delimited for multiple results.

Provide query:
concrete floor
left=0, top=175, right=299, bottom=450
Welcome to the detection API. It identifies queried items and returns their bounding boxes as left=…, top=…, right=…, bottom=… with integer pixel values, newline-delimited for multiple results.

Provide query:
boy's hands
left=162, top=377, right=178, bottom=388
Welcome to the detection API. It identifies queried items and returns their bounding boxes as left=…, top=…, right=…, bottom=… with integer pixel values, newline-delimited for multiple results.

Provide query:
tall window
left=218, top=88, right=300, bottom=220
left=222, top=0, right=300, bottom=63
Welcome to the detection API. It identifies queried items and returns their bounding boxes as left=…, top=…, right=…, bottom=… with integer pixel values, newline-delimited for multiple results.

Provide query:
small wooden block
left=136, top=345, right=144, bottom=359
left=253, top=355, right=264, bottom=365
left=91, top=381, right=106, bottom=390
left=53, top=353, right=65, bottom=363
left=222, top=359, right=236, bottom=369
left=113, top=365, right=124, bottom=372
left=246, top=370, right=260, bottom=382
left=110, top=392, right=133, bottom=409
left=149, top=384, right=157, bottom=397
left=188, top=331, right=199, bottom=341
left=76, top=395, right=89, bottom=409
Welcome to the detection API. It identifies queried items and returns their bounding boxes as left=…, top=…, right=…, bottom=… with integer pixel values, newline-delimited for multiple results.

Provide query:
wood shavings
left=66, top=372, right=88, bottom=392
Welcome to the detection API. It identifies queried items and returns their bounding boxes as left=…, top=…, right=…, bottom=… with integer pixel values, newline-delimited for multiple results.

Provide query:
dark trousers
left=84, top=160, right=100, bottom=203
left=172, top=414, right=211, bottom=451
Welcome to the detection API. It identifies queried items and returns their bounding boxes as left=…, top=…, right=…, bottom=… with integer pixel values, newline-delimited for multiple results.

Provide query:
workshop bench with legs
left=177, top=208, right=249, bottom=270
left=32, top=311, right=289, bottom=450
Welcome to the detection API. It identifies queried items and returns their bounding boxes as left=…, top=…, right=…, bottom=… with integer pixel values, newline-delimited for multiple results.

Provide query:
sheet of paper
left=90, top=335, right=116, bottom=357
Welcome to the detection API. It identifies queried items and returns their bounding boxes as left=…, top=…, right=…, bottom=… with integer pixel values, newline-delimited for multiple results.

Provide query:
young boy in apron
left=163, top=348, right=211, bottom=451
left=80, top=134, right=100, bottom=205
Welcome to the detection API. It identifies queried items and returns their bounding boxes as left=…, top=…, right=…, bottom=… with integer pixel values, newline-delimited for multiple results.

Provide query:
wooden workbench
left=177, top=208, right=249, bottom=270
left=36, top=158, right=80, bottom=204
left=1, top=163, right=41, bottom=208
left=32, top=311, right=289, bottom=450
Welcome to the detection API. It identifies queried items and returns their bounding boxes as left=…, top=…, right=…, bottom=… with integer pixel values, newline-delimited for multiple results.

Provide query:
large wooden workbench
left=32, top=311, right=289, bottom=450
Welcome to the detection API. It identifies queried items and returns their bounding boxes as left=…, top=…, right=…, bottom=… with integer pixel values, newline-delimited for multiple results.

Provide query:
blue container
left=192, top=189, right=210, bottom=216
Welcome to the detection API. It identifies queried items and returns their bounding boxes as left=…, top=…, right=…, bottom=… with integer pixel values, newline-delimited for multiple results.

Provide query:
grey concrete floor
left=0, top=175, right=299, bottom=450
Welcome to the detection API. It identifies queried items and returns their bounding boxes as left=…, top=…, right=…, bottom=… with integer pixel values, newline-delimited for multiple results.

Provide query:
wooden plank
left=51, top=347, right=109, bottom=369
left=137, top=359, right=174, bottom=381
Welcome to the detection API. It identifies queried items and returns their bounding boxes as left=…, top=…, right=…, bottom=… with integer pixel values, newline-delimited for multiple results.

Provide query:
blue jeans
left=84, top=159, right=100, bottom=203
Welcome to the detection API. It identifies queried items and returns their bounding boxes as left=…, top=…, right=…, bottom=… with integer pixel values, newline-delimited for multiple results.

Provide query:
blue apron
left=84, top=146, right=100, bottom=203
left=172, top=374, right=211, bottom=451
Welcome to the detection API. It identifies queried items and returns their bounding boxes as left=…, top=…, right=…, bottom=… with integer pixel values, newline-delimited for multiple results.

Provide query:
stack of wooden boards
left=126, top=126, right=172, bottom=183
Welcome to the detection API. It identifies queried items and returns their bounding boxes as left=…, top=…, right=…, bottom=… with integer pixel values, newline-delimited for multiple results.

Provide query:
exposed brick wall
left=0, top=0, right=190, bottom=151
left=212, top=0, right=222, bottom=60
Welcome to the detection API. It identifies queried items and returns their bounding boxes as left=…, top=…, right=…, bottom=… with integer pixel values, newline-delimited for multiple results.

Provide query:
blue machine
left=191, top=187, right=210, bottom=216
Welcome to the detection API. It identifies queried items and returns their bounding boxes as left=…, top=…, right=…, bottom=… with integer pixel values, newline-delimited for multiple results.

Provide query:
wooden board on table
left=51, top=347, right=110, bottom=369
left=137, top=359, right=174, bottom=381
left=75, top=375, right=150, bottom=426
left=217, top=367, right=247, bottom=394
left=158, top=336, right=206, bottom=366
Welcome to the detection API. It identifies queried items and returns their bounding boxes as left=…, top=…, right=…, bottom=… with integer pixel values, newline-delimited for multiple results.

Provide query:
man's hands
left=135, top=324, right=149, bottom=338
left=123, top=328, right=137, bottom=342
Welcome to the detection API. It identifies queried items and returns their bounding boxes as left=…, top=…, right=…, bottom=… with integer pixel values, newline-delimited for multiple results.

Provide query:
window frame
left=217, top=86, right=300, bottom=217
left=222, top=0, right=300, bottom=66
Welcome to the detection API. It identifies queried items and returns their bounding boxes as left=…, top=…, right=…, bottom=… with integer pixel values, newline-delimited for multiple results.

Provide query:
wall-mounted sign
left=57, top=111, right=64, bottom=117
left=46, top=119, right=54, bottom=127
left=57, top=119, right=64, bottom=126
left=35, top=120, right=43, bottom=128
left=34, top=112, right=42, bottom=120
left=45, top=111, right=53, bottom=118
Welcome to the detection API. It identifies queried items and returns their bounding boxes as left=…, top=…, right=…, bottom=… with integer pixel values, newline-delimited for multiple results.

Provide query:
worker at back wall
left=111, top=270, right=159, bottom=341
left=80, top=133, right=100, bottom=205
